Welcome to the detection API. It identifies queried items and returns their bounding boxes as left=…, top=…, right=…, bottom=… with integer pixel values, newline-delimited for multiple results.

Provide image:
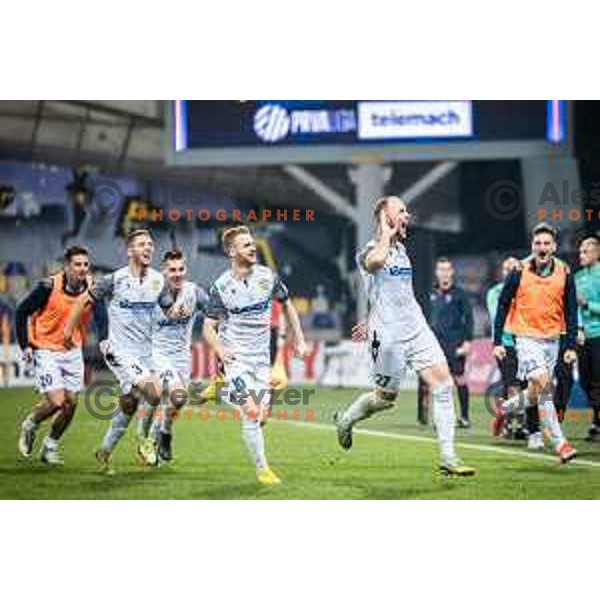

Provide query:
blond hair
left=221, top=226, right=251, bottom=254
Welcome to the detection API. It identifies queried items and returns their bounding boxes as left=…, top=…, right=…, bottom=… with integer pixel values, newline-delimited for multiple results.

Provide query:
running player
left=141, top=248, right=208, bottom=462
left=575, top=234, right=600, bottom=441
left=202, top=226, right=307, bottom=485
left=64, top=229, right=177, bottom=472
left=334, top=196, right=476, bottom=477
left=17, top=246, right=103, bottom=464
left=493, top=223, right=578, bottom=463
left=199, top=267, right=288, bottom=403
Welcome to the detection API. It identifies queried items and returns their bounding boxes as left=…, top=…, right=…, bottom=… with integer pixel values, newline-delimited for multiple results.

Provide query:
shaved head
left=373, top=195, right=410, bottom=241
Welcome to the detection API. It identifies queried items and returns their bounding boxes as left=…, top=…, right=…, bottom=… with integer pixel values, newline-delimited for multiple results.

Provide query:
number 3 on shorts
left=374, top=374, right=391, bottom=388
left=131, top=363, right=143, bottom=376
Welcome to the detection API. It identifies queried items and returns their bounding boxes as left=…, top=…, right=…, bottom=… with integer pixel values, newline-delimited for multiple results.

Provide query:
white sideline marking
left=275, top=419, right=600, bottom=470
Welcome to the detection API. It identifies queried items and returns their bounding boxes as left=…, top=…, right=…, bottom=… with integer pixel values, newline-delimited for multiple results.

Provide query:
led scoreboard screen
left=168, top=100, right=566, bottom=165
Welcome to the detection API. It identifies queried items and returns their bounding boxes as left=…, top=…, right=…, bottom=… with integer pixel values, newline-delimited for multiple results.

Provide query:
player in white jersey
left=334, top=196, right=476, bottom=476
left=203, top=226, right=307, bottom=485
left=65, top=229, right=178, bottom=473
left=139, top=248, right=208, bottom=462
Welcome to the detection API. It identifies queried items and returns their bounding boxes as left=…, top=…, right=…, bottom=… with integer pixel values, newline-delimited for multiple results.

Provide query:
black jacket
left=429, top=285, right=473, bottom=345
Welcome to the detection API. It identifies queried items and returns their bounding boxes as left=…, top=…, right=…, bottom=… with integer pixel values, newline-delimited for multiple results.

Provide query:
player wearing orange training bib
left=493, top=223, right=578, bottom=464
left=16, top=246, right=105, bottom=465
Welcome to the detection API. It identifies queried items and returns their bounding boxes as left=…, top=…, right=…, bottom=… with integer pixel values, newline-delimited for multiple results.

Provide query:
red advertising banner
left=464, top=338, right=497, bottom=395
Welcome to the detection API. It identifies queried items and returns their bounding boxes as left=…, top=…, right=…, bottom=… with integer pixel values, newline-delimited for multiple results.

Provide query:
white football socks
left=101, top=410, right=132, bottom=454
left=161, top=404, right=178, bottom=435
left=340, top=391, right=381, bottom=426
left=136, top=401, right=155, bottom=439
left=538, top=397, right=565, bottom=449
left=431, top=380, right=457, bottom=463
left=242, top=418, right=267, bottom=471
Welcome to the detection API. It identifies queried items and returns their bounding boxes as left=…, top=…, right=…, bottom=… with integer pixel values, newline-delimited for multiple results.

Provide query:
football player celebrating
left=493, top=223, right=577, bottom=463
left=17, top=246, right=104, bottom=464
left=141, top=248, right=208, bottom=462
left=334, top=196, right=476, bottom=477
left=203, top=226, right=307, bottom=485
left=65, top=229, right=178, bottom=473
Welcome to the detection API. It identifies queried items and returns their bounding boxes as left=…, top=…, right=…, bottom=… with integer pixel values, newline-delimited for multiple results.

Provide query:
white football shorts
left=515, top=336, right=559, bottom=381
left=221, top=356, right=272, bottom=410
left=103, top=343, right=152, bottom=395
left=368, top=326, right=446, bottom=392
left=152, top=353, right=190, bottom=389
left=32, top=348, right=84, bottom=394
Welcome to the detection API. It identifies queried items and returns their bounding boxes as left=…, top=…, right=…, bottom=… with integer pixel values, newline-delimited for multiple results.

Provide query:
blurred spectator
left=311, top=284, right=335, bottom=329
left=0, top=295, right=13, bottom=323
left=4, top=263, right=28, bottom=300
left=0, top=263, right=6, bottom=293
left=62, top=167, right=89, bottom=245
left=0, top=262, right=28, bottom=344
left=574, top=235, right=600, bottom=440
left=0, top=184, right=16, bottom=213
left=0, top=291, right=15, bottom=344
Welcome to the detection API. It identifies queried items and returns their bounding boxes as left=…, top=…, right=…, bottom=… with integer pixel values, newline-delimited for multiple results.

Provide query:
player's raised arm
left=363, top=209, right=396, bottom=273
left=63, top=292, right=92, bottom=349
left=64, top=273, right=112, bottom=348
left=157, top=279, right=178, bottom=316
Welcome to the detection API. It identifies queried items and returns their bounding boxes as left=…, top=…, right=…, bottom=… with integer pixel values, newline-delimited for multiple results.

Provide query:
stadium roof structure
left=0, top=100, right=364, bottom=214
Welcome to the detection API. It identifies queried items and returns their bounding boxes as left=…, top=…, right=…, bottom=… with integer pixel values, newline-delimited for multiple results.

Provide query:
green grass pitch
left=2, top=385, right=600, bottom=499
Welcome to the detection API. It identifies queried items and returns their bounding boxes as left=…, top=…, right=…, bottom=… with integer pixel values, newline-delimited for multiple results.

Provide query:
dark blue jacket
left=429, top=285, right=473, bottom=345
